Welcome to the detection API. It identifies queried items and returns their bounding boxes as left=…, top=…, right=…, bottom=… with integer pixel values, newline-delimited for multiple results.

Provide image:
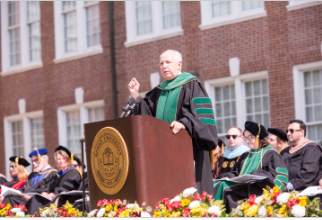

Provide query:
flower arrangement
left=0, top=203, right=27, bottom=217
left=88, top=199, right=151, bottom=217
left=31, top=201, right=83, bottom=217
left=234, top=186, right=322, bottom=217
left=153, top=187, right=227, bottom=217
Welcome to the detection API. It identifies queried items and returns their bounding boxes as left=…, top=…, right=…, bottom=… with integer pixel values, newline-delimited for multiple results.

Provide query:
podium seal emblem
left=91, top=127, right=129, bottom=195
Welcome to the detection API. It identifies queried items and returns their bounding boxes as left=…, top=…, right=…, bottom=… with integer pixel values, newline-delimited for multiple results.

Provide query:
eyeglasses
left=225, top=135, right=243, bottom=140
left=243, top=135, right=254, bottom=141
left=286, top=129, right=301, bottom=134
left=10, top=165, right=15, bottom=169
left=31, top=159, right=39, bottom=163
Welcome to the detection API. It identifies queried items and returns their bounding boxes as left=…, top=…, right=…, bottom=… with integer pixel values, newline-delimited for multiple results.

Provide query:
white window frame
left=292, top=61, right=322, bottom=140
left=204, top=71, right=269, bottom=135
left=287, top=1, right=322, bottom=12
left=4, top=110, right=43, bottom=178
left=54, top=1, right=102, bottom=64
left=200, top=1, right=267, bottom=30
left=125, top=1, right=183, bottom=47
left=57, top=100, right=104, bottom=167
left=1, top=1, right=43, bottom=76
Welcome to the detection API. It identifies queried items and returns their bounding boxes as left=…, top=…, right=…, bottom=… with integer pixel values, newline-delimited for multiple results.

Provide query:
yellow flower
left=105, top=204, right=112, bottom=212
left=114, top=205, right=118, bottom=212
left=244, top=209, right=248, bottom=215
left=174, top=211, right=181, bottom=217
left=165, top=213, right=171, bottom=217
left=299, top=200, right=306, bottom=207
left=273, top=186, right=280, bottom=194
left=299, top=196, right=307, bottom=201
left=119, top=211, right=130, bottom=217
left=246, top=205, right=259, bottom=217
left=70, top=208, right=75, bottom=214
left=234, top=215, right=239, bottom=217
left=267, top=206, right=273, bottom=215
left=240, top=203, right=250, bottom=210
left=181, top=199, right=190, bottom=207
left=154, top=212, right=162, bottom=217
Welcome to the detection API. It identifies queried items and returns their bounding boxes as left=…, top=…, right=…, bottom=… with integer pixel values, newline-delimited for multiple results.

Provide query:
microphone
left=120, top=96, right=135, bottom=118
left=124, top=101, right=138, bottom=117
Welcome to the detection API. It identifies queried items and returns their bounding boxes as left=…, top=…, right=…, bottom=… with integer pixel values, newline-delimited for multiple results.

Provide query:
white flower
left=170, top=196, right=181, bottom=203
left=263, top=200, right=273, bottom=206
left=258, top=206, right=267, bottom=217
left=141, top=212, right=151, bottom=217
left=188, top=201, right=200, bottom=209
left=41, top=209, right=49, bottom=217
left=276, top=193, right=291, bottom=205
left=208, top=205, right=222, bottom=216
left=291, top=204, right=306, bottom=217
left=96, top=208, right=106, bottom=217
left=87, top=209, right=98, bottom=217
left=126, top=203, right=135, bottom=209
left=10, top=208, right=21, bottom=213
left=234, top=206, right=241, bottom=214
left=255, top=196, right=263, bottom=205
left=183, top=187, right=198, bottom=198
left=16, top=211, right=25, bottom=217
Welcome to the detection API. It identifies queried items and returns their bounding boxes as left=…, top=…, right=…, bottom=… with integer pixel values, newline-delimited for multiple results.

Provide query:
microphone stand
left=120, top=96, right=137, bottom=118
left=80, top=138, right=86, bottom=212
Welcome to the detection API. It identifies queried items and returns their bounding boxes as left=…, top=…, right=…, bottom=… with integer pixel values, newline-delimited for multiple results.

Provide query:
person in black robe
left=127, top=50, right=218, bottom=195
left=0, top=174, right=7, bottom=185
left=213, top=121, right=289, bottom=212
left=280, top=119, right=322, bottom=191
left=1, top=148, right=58, bottom=206
left=25, top=146, right=81, bottom=215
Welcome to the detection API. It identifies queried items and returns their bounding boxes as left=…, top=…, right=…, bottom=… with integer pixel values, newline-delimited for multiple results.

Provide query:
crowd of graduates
left=0, top=146, right=90, bottom=214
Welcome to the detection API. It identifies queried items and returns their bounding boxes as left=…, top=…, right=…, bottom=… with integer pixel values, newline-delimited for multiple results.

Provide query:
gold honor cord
left=33, top=148, right=41, bottom=163
left=255, top=123, right=261, bottom=147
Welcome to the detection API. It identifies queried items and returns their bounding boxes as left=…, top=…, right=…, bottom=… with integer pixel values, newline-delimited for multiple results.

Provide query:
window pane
left=8, top=1, right=20, bottom=27
left=31, top=118, right=44, bottom=149
left=212, top=1, right=230, bottom=18
left=62, top=1, right=76, bottom=11
left=64, top=11, right=77, bottom=53
left=12, top=121, right=24, bottom=157
left=242, top=1, right=264, bottom=11
left=215, top=87, right=222, bottom=101
left=136, top=1, right=152, bottom=35
left=245, top=82, right=252, bottom=97
left=304, top=72, right=311, bottom=87
left=27, top=1, right=40, bottom=22
left=306, top=107, right=313, bottom=122
left=88, top=107, right=104, bottom=122
left=86, top=4, right=101, bottom=47
left=66, top=111, right=81, bottom=153
left=162, top=1, right=181, bottom=29
left=9, top=28, right=21, bottom=66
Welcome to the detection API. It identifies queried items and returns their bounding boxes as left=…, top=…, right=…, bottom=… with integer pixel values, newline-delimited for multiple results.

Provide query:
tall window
left=304, top=69, right=322, bottom=142
left=27, top=1, right=41, bottom=62
left=245, top=79, right=270, bottom=128
left=62, top=1, right=77, bottom=53
left=66, top=111, right=81, bottom=154
left=162, top=2, right=181, bottom=29
left=85, top=1, right=101, bottom=47
left=212, top=1, right=230, bottom=18
left=12, top=121, right=24, bottom=156
left=8, top=1, right=20, bottom=67
left=30, top=118, right=44, bottom=149
left=88, top=106, right=104, bottom=122
left=136, top=1, right=152, bottom=36
left=242, top=1, right=264, bottom=11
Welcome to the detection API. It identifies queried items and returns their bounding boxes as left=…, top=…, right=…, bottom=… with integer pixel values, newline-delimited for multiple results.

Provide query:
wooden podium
left=84, top=115, right=196, bottom=210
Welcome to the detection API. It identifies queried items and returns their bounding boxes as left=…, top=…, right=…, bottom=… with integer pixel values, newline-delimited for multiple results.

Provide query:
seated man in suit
left=212, top=126, right=250, bottom=179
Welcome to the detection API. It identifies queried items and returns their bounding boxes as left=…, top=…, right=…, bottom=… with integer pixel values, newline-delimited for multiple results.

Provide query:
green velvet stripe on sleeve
left=200, top=118, right=216, bottom=126
left=276, top=167, right=288, bottom=176
left=195, top=108, right=214, bottom=115
left=192, top=97, right=212, bottom=105
left=276, top=175, right=288, bottom=184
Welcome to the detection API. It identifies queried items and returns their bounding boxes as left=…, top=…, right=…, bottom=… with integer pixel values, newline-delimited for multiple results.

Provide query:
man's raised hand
left=128, top=78, right=140, bottom=99
left=170, top=121, right=186, bottom=135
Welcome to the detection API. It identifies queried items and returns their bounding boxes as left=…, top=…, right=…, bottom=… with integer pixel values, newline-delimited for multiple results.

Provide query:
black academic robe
left=214, top=146, right=288, bottom=212
left=25, top=168, right=81, bottom=215
left=2, top=169, right=58, bottom=206
left=212, top=156, right=241, bottom=179
left=0, top=176, right=7, bottom=185
left=133, top=79, right=218, bottom=195
left=280, top=142, right=322, bottom=191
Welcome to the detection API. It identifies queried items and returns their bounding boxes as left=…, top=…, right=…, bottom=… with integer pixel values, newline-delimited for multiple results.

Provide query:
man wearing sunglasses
left=280, top=119, right=322, bottom=191
left=212, top=126, right=250, bottom=179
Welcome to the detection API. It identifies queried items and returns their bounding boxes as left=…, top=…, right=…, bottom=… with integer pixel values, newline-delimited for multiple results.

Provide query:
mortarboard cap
left=55, top=145, right=74, bottom=164
left=267, top=128, right=288, bottom=142
left=244, top=121, right=268, bottom=146
left=9, top=156, right=30, bottom=168
left=73, top=156, right=86, bottom=169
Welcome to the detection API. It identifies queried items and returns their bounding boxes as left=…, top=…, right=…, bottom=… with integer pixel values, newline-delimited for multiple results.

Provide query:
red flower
left=287, top=198, right=301, bottom=210
left=182, top=208, right=190, bottom=217
left=200, top=192, right=213, bottom=202
left=202, top=213, right=207, bottom=217
left=0, top=203, right=7, bottom=209
left=172, top=201, right=182, bottom=210
left=97, top=200, right=103, bottom=207
left=193, top=193, right=200, bottom=201
left=102, top=199, right=108, bottom=205
left=161, top=198, right=170, bottom=206
left=210, top=213, right=217, bottom=217
left=155, top=202, right=161, bottom=210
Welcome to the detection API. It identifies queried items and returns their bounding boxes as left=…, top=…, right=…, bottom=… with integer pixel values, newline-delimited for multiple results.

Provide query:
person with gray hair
left=127, top=49, right=218, bottom=195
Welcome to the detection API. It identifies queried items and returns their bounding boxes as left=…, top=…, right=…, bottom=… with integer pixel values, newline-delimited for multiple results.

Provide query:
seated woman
left=267, top=128, right=288, bottom=153
left=2, top=156, right=30, bottom=189
left=213, top=121, right=289, bottom=212
left=25, top=146, right=81, bottom=215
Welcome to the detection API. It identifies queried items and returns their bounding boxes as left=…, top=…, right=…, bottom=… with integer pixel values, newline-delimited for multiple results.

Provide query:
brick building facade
left=0, top=1, right=321, bottom=178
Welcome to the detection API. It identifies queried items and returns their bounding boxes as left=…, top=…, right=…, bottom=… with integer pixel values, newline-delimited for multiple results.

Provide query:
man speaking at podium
left=127, top=49, right=218, bottom=195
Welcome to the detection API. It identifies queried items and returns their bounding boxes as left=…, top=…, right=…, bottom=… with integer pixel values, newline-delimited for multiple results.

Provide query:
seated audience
left=212, top=126, right=250, bottom=179
left=213, top=121, right=288, bottom=212
left=1, top=148, right=58, bottom=206
left=268, top=128, right=288, bottom=153
left=280, top=119, right=322, bottom=191
left=25, top=146, right=81, bottom=215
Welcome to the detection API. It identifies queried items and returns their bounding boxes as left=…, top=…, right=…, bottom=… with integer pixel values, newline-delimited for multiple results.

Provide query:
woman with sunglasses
left=213, top=121, right=289, bottom=212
